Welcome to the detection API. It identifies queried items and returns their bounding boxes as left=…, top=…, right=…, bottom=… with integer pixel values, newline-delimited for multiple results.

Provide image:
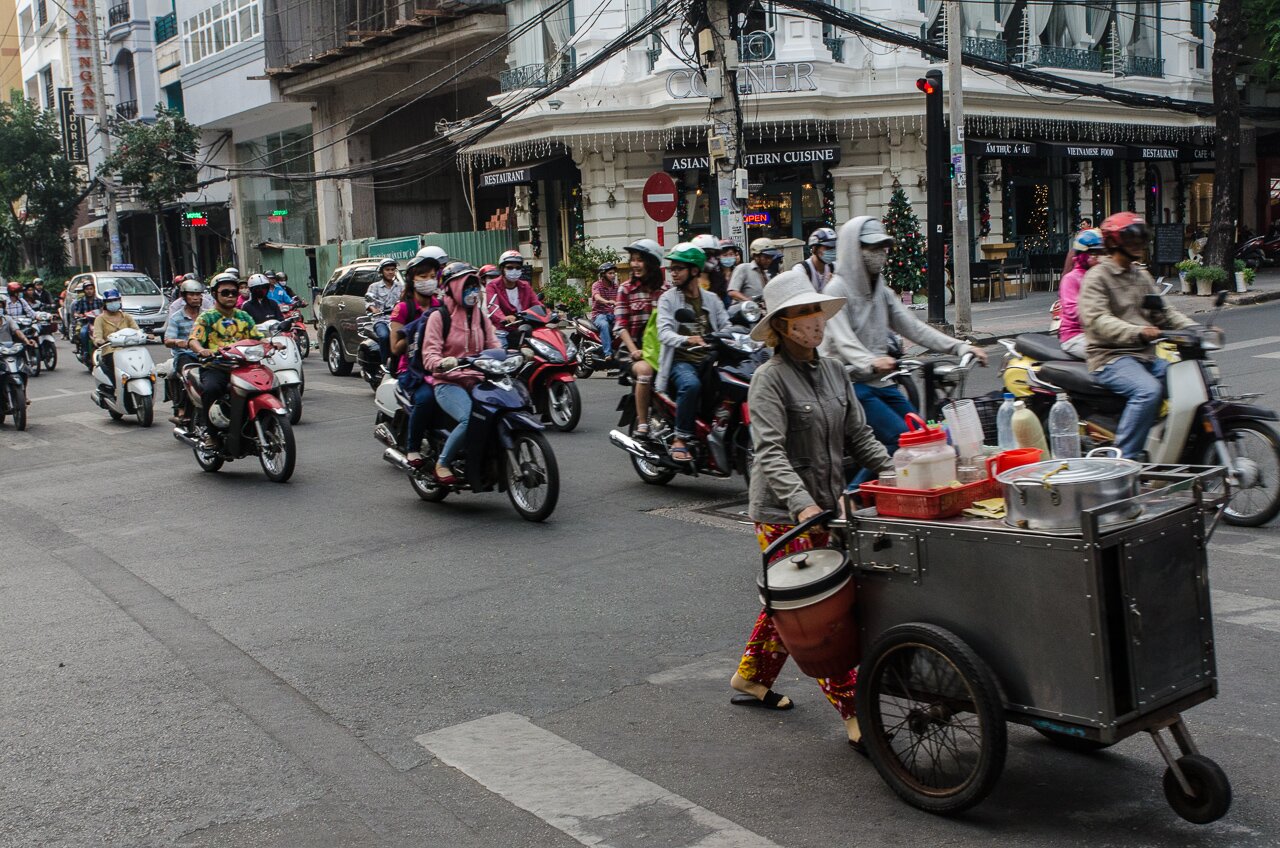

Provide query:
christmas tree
left=882, top=181, right=928, bottom=293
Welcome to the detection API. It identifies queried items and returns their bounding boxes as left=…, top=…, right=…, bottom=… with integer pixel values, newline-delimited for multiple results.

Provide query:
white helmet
left=223, top=266, right=241, bottom=279
left=498, top=249, right=525, bottom=267
left=416, top=245, right=449, bottom=266
left=178, top=280, right=205, bottom=295
left=247, top=273, right=272, bottom=290
left=690, top=234, right=721, bottom=271
left=624, top=238, right=664, bottom=265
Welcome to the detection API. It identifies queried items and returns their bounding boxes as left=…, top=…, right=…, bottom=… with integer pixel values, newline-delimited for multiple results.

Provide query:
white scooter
left=257, top=318, right=305, bottom=425
left=91, top=327, right=158, bottom=427
left=34, top=311, right=58, bottom=372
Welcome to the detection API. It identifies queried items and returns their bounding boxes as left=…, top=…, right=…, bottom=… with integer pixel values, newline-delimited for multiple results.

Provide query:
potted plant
left=1175, top=259, right=1199, bottom=294
left=1244, top=266, right=1257, bottom=289
left=1196, top=265, right=1227, bottom=296
left=1233, top=259, right=1249, bottom=292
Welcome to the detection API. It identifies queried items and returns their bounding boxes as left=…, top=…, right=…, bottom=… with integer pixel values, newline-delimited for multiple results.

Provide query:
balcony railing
left=107, top=2, right=129, bottom=27
left=1120, top=54, right=1164, bottom=77
left=647, top=45, right=662, bottom=71
left=964, top=36, right=1007, bottom=62
left=1018, top=44, right=1104, bottom=72
left=737, top=31, right=775, bottom=63
left=499, top=56, right=573, bottom=92
left=154, top=11, right=177, bottom=44
left=823, top=36, right=844, bottom=63
left=115, top=100, right=137, bottom=119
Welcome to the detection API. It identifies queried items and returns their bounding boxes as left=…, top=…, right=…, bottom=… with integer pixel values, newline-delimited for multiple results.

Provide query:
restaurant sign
left=966, top=140, right=1037, bottom=158
left=663, top=145, right=841, bottom=172
left=69, top=0, right=97, bottom=114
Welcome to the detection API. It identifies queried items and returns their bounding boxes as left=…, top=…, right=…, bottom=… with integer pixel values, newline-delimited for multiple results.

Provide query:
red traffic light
left=916, top=77, right=937, bottom=95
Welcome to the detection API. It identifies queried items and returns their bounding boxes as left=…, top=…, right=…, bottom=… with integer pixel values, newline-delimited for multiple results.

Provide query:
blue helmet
left=100, top=288, right=121, bottom=301
left=1073, top=228, right=1104, bottom=252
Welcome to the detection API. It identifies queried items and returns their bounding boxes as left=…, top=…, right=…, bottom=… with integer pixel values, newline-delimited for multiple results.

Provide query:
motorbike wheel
left=41, top=341, right=56, bottom=372
left=506, top=430, right=560, bottom=522
left=409, top=469, right=449, bottom=502
left=296, top=330, right=311, bottom=359
left=1202, top=420, right=1280, bottom=527
left=193, top=434, right=224, bottom=473
left=107, top=406, right=124, bottom=421
left=325, top=334, right=353, bottom=376
left=8, top=382, right=26, bottom=431
left=135, top=395, right=154, bottom=428
left=29, top=351, right=40, bottom=377
left=629, top=420, right=676, bottom=486
left=546, top=381, right=581, bottom=432
left=892, top=373, right=922, bottom=418
left=257, top=413, right=297, bottom=483
left=282, top=385, right=303, bottom=425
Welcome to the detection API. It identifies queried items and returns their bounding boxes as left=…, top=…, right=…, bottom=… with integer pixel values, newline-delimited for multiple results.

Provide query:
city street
left=3, top=301, right=1279, bottom=848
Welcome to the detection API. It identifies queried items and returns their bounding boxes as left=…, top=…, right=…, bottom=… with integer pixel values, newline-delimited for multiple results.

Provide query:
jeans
left=434, top=382, right=472, bottom=468
left=406, top=382, right=436, bottom=454
left=169, top=352, right=198, bottom=413
left=851, top=382, right=919, bottom=486
left=1094, top=356, right=1168, bottom=459
left=495, top=330, right=508, bottom=350
left=592, top=313, right=614, bottom=358
left=78, top=324, right=92, bottom=361
left=198, top=368, right=230, bottom=428
left=669, top=361, right=702, bottom=440
left=373, top=321, right=391, bottom=364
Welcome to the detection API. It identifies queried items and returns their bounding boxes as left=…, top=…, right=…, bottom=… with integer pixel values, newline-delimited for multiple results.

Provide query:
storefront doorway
left=744, top=176, right=825, bottom=243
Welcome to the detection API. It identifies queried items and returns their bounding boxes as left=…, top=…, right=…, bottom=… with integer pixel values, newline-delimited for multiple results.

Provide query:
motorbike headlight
left=740, top=301, right=761, bottom=322
left=501, top=355, right=524, bottom=374
left=527, top=337, right=563, bottom=363
left=240, top=345, right=265, bottom=363
left=566, top=341, right=578, bottom=359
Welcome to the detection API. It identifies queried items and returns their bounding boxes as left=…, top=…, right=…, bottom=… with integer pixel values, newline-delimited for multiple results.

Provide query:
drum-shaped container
left=758, top=548, right=859, bottom=678
left=996, top=449, right=1142, bottom=531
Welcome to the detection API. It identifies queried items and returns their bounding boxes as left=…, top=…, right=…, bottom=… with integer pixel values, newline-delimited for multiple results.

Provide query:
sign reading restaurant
left=663, top=145, right=841, bottom=172
left=479, top=167, right=532, bottom=188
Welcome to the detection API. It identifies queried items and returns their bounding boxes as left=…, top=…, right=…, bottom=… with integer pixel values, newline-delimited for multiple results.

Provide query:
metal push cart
left=824, top=465, right=1232, bottom=822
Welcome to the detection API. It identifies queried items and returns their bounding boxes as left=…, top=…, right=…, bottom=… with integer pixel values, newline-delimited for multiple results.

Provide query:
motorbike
left=1237, top=233, right=1280, bottom=269
left=12, top=316, right=43, bottom=376
left=74, top=311, right=100, bottom=370
left=609, top=308, right=765, bottom=486
left=257, top=318, right=305, bottom=424
left=356, top=312, right=386, bottom=392
left=998, top=291, right=1280, bottom=526
left=280, top=297, right=311, bottom=358
left=885, top=351, right=979, bottom=421
left=33, top=311, right=58, bottom=372
left=172, top=329, right=297, bottom=483
left=91, top=328, right=159, bottom=427
left=568, top=317, right=610, bottom=379
left=509, top=304, right=580, bottom=432
left=0, top=340, right=29, bottom=430
left=372, top=349, right=560, bottom=521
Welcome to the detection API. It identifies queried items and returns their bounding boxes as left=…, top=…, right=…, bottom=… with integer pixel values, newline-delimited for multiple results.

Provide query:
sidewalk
left=955, top=267, right=1280, bottom=345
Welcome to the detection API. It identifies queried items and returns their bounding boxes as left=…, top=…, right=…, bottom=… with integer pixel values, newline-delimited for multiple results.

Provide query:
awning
left=1043, top=142, right=1128, bottom=160
left=663, top=145, right=841, bottom=172
left=966, top=139, right=1038, bottom=158
left=78, top=219, right=105, bottom=240
left=477, top=157, right=575, bottom=189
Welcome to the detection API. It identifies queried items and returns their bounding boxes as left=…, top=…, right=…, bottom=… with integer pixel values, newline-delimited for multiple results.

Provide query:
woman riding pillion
left=614, top=238, right=666, bottom=436
left=655, top=242, right=729, bottom=463
left=392, top=251, right=445, bottom=467
left=730, top=270, right=893, bottom=752
left=422, top=262, right=502, bottom=485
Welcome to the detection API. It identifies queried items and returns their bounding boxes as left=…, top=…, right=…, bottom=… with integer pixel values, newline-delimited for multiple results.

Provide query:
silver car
left=63, top=271, right=168, bottom=332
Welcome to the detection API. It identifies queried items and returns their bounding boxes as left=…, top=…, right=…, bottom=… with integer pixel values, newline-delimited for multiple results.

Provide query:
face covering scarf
left=863, top=248, right=889, bottom=277
left=778, top=312, right=827, bottom=349
left=414, top=279, right=438, bottom=296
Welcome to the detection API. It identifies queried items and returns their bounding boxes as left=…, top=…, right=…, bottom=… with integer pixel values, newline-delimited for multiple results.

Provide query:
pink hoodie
left=1057, top=254, right=1091, bottom=342
left=422, top=272, right=500, bottom=389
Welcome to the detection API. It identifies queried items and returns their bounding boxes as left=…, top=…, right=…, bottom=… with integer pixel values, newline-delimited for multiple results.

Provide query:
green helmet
left=665, top=242, right=706, bottom=269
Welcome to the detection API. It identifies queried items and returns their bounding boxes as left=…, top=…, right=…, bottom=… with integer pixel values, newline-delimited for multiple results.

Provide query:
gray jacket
left=655, top=287, right=729, bottom=394
left=748, top=351, right=892, bottom=524
left=820, top=216, right=971, bottom=385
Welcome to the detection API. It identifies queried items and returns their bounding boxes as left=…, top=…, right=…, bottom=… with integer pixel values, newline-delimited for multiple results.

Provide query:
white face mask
left=105, top=301, right=122, bottom=312
left=504, top=268, right=522, bottom=282
left=720, top=256, right=738, bottom=269
left=863, top=247, right=889, bottom=276
left=414, top=279, right=438, bottom=296
left=778, top=312, right=827, bottom=349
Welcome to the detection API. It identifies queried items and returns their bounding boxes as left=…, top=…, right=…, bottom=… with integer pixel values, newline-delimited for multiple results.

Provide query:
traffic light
left=918, top=69, right=946, bottom=323
left=915, top=77, right=938, bottom=96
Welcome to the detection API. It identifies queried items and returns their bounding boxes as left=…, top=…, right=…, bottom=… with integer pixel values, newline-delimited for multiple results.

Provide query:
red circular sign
left=642, top=172, right=678, bottom=223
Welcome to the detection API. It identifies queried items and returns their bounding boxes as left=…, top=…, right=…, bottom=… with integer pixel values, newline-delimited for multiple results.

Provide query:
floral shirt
left=190, top=308, right=261, bottom=352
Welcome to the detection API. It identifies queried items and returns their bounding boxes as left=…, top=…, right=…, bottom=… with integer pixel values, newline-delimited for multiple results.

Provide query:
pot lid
left=757, top=549, right=850, bottom=603
left=996, top=457, right=1141, bottom=485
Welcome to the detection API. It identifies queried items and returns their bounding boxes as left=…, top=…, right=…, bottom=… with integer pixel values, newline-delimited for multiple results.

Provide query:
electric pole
left=702, top=0, right=745, bottom=249
left=85, top=0, right=124, bottom=267
left=947, top=0, right=972, bottom=334
left=919, top=69, right=945, bottom=326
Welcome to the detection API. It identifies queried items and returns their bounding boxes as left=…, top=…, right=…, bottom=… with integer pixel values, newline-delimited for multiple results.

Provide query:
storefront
left=476, top=154, right=581, bottom=268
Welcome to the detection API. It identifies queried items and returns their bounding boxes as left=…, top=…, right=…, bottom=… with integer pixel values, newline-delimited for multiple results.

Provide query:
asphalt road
left=2, top=302, right=1279, bottom=847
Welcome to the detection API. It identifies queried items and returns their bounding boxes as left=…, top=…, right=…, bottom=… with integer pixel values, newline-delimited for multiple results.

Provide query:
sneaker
left=199, top=432, right=219, bottom=451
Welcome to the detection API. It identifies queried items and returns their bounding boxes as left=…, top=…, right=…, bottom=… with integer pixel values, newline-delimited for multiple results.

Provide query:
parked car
left=315, top=259, right=389, bottom=376
left=62, top=271, right=168, bottom=334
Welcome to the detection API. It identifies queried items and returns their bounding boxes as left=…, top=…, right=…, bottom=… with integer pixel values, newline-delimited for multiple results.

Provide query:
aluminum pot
left=996, top=447, right=1142, bottom=531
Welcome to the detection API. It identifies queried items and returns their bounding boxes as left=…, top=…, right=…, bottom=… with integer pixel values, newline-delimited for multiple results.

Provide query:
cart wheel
left=857, top=623, right=1007, bottom=814
left=1034, top=727, right=1113, bottom=753
left=1163, top=754, right=1232, bottom=824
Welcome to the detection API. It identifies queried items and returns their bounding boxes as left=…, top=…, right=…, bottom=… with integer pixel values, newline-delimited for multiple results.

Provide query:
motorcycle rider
left=92, top=289, right=142, bottom=390
left=719, top=239, right=742, bottom=273
left=486, top=249, right=541, bottom=348
left=188, top=274, right=264, bottom=449
left=268, top=270, right=298, bottom=306
left=589, top=260, right=620, bottom=361
left=366, top=258, right=402, bottom=366
left=728, top=238, right=779, bottom=303
left=691, top=233, right=728, bottom=304
left=821, top=216, right=986, bottom=452
left=0, top=299, right=37, bottom=350
left=796, top=227, right=838, bottom=292
left=1078, top=211, right=1197, bottom=459
left=5, top=282, right=35, bottom=320
left=615, top=238, right=667, bottom=436
left=422, top=263, right=501, bottom=485
left=1058, top=228, right=1104, bottom=359
left=168, top=278, right=213, bottom=319
left=392, top=252, right=445, bottom=466
left=72, top=280, right=103, bottom=357
left=164, top=280, right=207, bottom=424
left=656, top=243, right=729, bottom=462
left=240, top=273, right=284, bottom=325
left=30, top=278, right=54, bottom=309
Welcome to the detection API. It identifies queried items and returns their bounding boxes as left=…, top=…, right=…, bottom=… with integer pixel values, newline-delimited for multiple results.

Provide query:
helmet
left=263, top=269, right=277, bottom=279
left=808, top=227, right=838, bottom=248
left=6, top=281, right=20, bottom=294
left=172, top=275, right=185, bottom=285
left=223, top=267, right=241, bottom=279
left=1100, top=212, right=1149, bottom=257
left=100, top=288, right=122, bottom=302
left=248, top=273, right=272, bottom=290
left=442, top=261, right=479, bottom=287
left=405, top=253, right=440, bottom=281
left=274, top=271, right=288, bottom=282
left=480, top=263, right=501, bottom=278
left=377, top=258, right=398, bottom=271
left=31, top=277, right=43, bottom=286
left=597, top=261, right=616, bottom=273
left=21, top=281, right=34, bottom=290
left=624, top=238, right=664, bottom=265
left=183, top=273, right=197, bottom=281
left=665, top=242, right=707, bottom=269
left=1072, top=228, right=1104, bottom=253
left=690, top=234, right=721, bottom=254
left=718, top=238, right=740, bottom=253
left=498, top=249, right=524, bottom=267
left=211, top=272, right=239, bottom=289
left=416, top=245, right=450, bottom=266
left=178, top=280, right=205, bottom=295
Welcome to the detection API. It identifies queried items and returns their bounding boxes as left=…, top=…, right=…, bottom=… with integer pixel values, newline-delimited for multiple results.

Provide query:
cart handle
left=760, top=509, right=834, bottom=613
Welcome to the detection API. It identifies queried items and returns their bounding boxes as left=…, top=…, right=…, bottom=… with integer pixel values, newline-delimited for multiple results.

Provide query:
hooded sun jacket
left=422, top=272, right=500, bottom=390
left=654, top=285, right=729, bottom=394
left=820, top=216, right=971, bottom=385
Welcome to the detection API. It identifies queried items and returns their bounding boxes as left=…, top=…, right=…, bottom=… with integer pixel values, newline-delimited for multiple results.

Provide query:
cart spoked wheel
left=857, top=623, right=1007, bottom=814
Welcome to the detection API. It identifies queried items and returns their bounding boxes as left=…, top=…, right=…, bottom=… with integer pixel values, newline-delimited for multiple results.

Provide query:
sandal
left=634, top=423, right=650, bottom=437
left=730, top=689, right=793, bottom=711
left=669, top=445, right=693, bottom=463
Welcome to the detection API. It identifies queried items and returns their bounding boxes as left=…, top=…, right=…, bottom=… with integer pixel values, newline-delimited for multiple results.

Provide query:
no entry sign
left=642, top=172, right=678, bottom=222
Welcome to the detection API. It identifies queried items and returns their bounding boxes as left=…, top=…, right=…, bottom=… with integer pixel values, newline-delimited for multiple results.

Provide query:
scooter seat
left=1015, top=333, right=1070, bottom=362
left=1038, top=360, right=1112, bottom=396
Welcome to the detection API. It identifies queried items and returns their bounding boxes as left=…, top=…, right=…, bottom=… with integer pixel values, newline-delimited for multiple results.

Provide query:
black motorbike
left=356, top=313, right=386, bottom=392
left=0, top=341, right=30, bottom=430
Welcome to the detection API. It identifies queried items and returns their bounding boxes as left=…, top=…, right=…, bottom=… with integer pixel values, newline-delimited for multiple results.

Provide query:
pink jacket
left=1057, top=258, right=1089, bottom=342
left=423, top=274, right=500, bottom=389
left=485, top=277, right=541, bottom=324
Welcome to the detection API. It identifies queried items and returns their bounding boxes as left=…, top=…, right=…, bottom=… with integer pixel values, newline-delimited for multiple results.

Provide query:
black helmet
left=597, top=261, right=616, bottom=273
left=404, top=253, right=440, bottom=281
left=274, top=271, right=288, bottom=282
left=441, top=261, right=478, bottom=286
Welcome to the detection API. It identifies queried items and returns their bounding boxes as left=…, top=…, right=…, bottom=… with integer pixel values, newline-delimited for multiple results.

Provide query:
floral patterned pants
left=735, top=522, right=858, bottom=720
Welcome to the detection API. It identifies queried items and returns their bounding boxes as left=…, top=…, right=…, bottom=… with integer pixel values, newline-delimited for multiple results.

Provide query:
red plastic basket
left=859, top=477, right=1002, bottom=520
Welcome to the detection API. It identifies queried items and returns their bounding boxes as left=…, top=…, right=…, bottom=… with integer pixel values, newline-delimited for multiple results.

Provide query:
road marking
left=1211, top=589, right=1280, bottom=634
left=1223, top=335, right=1280, bottom=352
left=647, top=655, right=736, bottom=686
left=1252, top=351, right=1280, bottom=359
left=307, top=381, right=374, bottom=396
left=27, top=387, right=80, bottom=403
left=418, top=713, right=781, bottom=848
left=56, top=410, right=140, bottom=435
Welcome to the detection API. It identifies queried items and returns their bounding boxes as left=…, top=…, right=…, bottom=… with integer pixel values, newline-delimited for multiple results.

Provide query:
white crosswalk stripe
left=1223, top=334, right=1280, bottom=352
left=419, top=713, right=781, bottom=848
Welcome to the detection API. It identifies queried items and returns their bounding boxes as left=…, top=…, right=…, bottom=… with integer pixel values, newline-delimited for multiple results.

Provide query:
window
left=35, top=0, right=47, bottom=27
left=183, top=0, right=260, bottom=65
left=343, top=270, right=380, bottom=298
left=39, top=65, right=52, bottom=110
left=1191, top=0, right=1205, bottom=68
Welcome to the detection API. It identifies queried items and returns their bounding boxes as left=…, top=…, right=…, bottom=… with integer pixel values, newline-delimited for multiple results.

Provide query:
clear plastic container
left=894, top=414, right=957, bottom=490
left=1048, top=392, right=1082, bottom=458
left=996, top=392, right=1017, bottom=450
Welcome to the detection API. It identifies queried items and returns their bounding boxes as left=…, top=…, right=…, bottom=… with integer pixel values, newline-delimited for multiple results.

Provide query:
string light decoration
left=978, top=178, right=991, bottom=238
left=822, top=170, right=836, bottom=226
left=1069, top=177, right=1081, bottom=231
left=1028, top=183, right=1050, bottom=249
left=1124, top=161, right=1136, bottom=211
left=675, top=172, right=690, bottom=241
left=529, top=183, right=542, bottom=258
left=568, top=184, right=585, bottom=244
left=882, top=181, right=927, bottom=293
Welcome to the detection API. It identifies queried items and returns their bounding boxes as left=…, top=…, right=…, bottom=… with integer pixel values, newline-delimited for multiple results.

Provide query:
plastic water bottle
left=996, top=392, right=1017, bottom=450
left=1048, top=393, right=1082, bottom=459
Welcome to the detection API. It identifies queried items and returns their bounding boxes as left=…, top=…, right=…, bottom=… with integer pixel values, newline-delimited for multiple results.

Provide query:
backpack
left=398, top=303, right=450, bottom=391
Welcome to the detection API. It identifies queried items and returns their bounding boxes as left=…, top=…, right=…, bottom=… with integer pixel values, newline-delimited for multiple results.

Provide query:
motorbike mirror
left=1141, top=294, right=1165, bottom=312
left=278, top=318, right=294, bottom=333
left=674, top=307, right=698, bottom=323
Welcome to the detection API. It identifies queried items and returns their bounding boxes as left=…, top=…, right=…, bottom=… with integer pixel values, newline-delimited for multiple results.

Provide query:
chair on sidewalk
left=988, top=258, right=1026, bottom=302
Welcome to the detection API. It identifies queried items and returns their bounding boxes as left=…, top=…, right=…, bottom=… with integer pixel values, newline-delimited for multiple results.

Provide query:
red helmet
left=1100, top=211, right=1150, bottom=258
left=6, top=282, right=21, bottom=294
left=479, top=264, right=500, bottom=279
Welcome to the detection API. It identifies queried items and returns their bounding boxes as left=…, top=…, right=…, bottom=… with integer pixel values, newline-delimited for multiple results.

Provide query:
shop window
left=235, top=126, right=319, bottom=261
